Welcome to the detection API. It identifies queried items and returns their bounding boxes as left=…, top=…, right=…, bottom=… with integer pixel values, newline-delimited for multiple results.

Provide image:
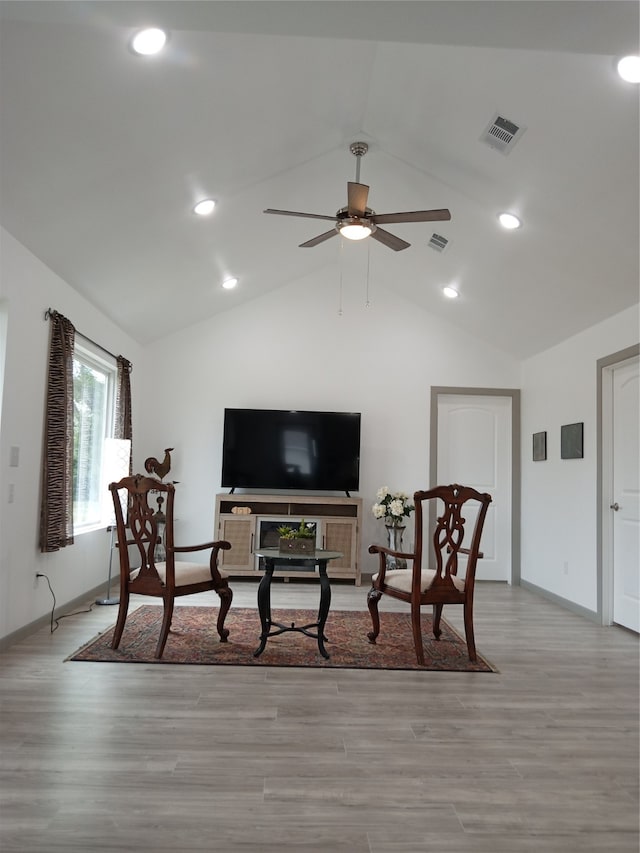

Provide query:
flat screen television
left=221, top=408, right=361, bottom=493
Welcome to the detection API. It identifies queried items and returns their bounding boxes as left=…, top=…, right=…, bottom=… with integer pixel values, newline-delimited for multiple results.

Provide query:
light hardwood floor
left=1, top=579, right=638, bottom=852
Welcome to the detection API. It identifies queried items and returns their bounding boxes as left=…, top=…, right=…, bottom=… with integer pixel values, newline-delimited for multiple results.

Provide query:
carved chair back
left=413, top=483, right=492, bottom=600
left=110, top=474, right=174, bottom=592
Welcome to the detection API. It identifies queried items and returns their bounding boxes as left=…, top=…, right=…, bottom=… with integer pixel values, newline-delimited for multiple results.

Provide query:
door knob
left=610, top=502, right=620, bottom=511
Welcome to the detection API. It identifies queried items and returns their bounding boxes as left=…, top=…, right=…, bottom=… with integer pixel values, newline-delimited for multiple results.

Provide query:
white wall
left=520, top=305, right=639, bottom=612
left=138, top=266, right=521, bottom=575
left=0, top=229, right=144, bottom=641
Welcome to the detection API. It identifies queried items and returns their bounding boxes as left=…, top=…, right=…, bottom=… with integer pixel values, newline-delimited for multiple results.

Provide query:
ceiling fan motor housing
left=335, top=205, right=377, bottom=238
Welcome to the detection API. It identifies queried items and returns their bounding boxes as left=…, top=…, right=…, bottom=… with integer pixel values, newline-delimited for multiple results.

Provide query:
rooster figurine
left=144, top=448, right=173, bottom=481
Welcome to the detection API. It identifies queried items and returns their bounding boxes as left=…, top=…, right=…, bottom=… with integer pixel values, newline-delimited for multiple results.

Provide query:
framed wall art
left=561, top=422, right=584, bottom=459
left=533, top=431, right=547, bottom=461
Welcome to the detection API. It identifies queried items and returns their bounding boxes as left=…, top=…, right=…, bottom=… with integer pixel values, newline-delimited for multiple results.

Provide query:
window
left=73, top=342, right=116, bottom=532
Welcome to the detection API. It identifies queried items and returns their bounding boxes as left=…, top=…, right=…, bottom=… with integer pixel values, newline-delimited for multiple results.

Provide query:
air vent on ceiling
left=428, top=233, right=449, bottom=252
left=480, top=113, right=526, bottom=155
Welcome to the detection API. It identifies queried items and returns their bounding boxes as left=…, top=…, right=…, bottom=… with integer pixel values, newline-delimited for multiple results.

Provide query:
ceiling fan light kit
left=264, top=141, right=451, bottom=251
left=337, top=218, right=375, bottom=241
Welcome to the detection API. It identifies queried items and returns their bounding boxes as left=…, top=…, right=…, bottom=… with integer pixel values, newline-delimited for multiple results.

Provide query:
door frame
left=597, top=344, right=640, bottom=626
left=430, top=386, right=521, bottom=585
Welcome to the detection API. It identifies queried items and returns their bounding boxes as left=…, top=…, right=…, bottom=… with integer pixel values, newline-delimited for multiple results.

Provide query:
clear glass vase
left=385, top=523, right=407, bottom=569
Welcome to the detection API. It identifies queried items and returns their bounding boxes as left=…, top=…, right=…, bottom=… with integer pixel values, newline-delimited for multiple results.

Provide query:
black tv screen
left=221, top=408, right=361, bottom=493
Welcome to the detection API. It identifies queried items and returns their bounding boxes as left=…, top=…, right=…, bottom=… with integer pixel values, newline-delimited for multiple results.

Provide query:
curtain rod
left=44, top=307, right=132, bottom=369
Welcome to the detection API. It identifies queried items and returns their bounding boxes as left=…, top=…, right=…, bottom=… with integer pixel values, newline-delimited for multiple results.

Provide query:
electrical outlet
left=563, top=561, right=569, bottom=575
left=34, top=572, right=40, bottom=588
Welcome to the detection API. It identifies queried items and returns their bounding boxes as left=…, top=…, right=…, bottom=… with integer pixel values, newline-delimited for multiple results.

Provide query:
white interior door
left=436, top=394, right=511, bottom=582
left=612, top=358, right=639, bottom=632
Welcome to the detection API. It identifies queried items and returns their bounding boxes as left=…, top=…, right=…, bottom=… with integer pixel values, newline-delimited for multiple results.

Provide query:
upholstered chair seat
left=130, top=562, right=229, bottom=587
left=372, top=568, right=466, bottom=595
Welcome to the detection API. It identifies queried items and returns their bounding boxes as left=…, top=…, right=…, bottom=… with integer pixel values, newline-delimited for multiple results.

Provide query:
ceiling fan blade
left=370, top=227, right=411, bottom=252
left=264, top=208, right=336, bottom=222
left=347, top=182, right=369, bottom=218
left=299, top=229, right=338, bottom=248
left=372, top=209, right=451, bottom=225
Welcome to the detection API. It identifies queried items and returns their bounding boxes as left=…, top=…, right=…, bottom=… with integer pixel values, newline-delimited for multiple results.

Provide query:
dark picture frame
left=561, top=422, right=584, bottom=459
left=533, top=431, right=547, bottom=461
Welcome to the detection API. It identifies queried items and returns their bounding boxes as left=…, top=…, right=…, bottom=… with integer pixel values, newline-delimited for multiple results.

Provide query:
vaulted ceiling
left=1, top=1, right=638, bottom=358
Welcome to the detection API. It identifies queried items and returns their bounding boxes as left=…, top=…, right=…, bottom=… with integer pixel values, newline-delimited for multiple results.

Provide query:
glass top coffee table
left=253, top=548, right=343, bottom=659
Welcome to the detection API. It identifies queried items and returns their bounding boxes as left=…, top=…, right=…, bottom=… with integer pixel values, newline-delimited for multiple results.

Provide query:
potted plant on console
left=278, top=520, right=316, bottom=554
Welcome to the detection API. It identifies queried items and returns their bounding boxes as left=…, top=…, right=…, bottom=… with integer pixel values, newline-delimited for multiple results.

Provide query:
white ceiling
left=1, top=1, right=638, bottom=358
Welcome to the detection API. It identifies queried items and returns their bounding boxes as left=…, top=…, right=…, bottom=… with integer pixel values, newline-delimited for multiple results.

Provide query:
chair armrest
left=368, top=544, right=415, bottom=584
left=172, top=540, right=231, bottom=554
left=369, top=544, right=412, bottom=560
left=458, top=547, right=484, bottom=559
left=167, top=540, right=231, bottom=581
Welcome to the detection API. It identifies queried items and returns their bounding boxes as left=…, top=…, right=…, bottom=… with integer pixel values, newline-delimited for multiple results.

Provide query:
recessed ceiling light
left=498, top=212, right=522, bottom=230
left=617, top=55, right=640, bottom=83
left=131, top=28, right=167, bottom=56
left=222, top=277, right=238, bottom=290
left=442, top=286, right=459, bottom=299
left=193, top=199, right=216, bottom=216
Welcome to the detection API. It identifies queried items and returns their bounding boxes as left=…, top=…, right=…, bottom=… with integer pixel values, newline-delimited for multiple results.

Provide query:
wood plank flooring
left=0, top=580, right=638, bottom=852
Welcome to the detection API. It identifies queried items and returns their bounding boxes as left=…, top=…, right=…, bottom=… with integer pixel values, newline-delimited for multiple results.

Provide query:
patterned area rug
left=68, top=606, right=497, bottom=671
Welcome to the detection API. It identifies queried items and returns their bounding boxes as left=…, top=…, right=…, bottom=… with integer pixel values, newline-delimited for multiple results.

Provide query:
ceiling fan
left=264, top=141, right=451, bottom=252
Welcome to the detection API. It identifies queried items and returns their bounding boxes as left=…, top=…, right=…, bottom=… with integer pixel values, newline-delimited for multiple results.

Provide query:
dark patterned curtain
left=39, top=311, right=75, bottom=552
left=115, top=356, right=133, bottom=473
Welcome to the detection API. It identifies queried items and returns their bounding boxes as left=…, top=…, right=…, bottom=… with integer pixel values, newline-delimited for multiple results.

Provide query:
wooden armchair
left=109, top=474, right=233, bottom=658
left=367, top=484, right=492, bottom=664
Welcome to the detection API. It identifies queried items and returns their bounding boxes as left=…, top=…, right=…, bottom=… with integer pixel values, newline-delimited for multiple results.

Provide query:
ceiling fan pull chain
left=365, top=240, right=371, bottom=308
left=338, top=237, right=344, bottom=317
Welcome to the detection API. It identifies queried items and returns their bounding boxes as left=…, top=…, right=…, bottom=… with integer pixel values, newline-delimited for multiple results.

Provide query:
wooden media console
left=214, top=493, right=363, bottom=585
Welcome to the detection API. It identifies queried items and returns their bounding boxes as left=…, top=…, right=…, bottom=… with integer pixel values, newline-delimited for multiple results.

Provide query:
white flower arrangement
left=372, top=486, right=414, bottom=527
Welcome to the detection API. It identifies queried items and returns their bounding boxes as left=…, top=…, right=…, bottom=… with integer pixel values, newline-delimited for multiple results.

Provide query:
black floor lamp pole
left=96, top=525, right=119, bottom=606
